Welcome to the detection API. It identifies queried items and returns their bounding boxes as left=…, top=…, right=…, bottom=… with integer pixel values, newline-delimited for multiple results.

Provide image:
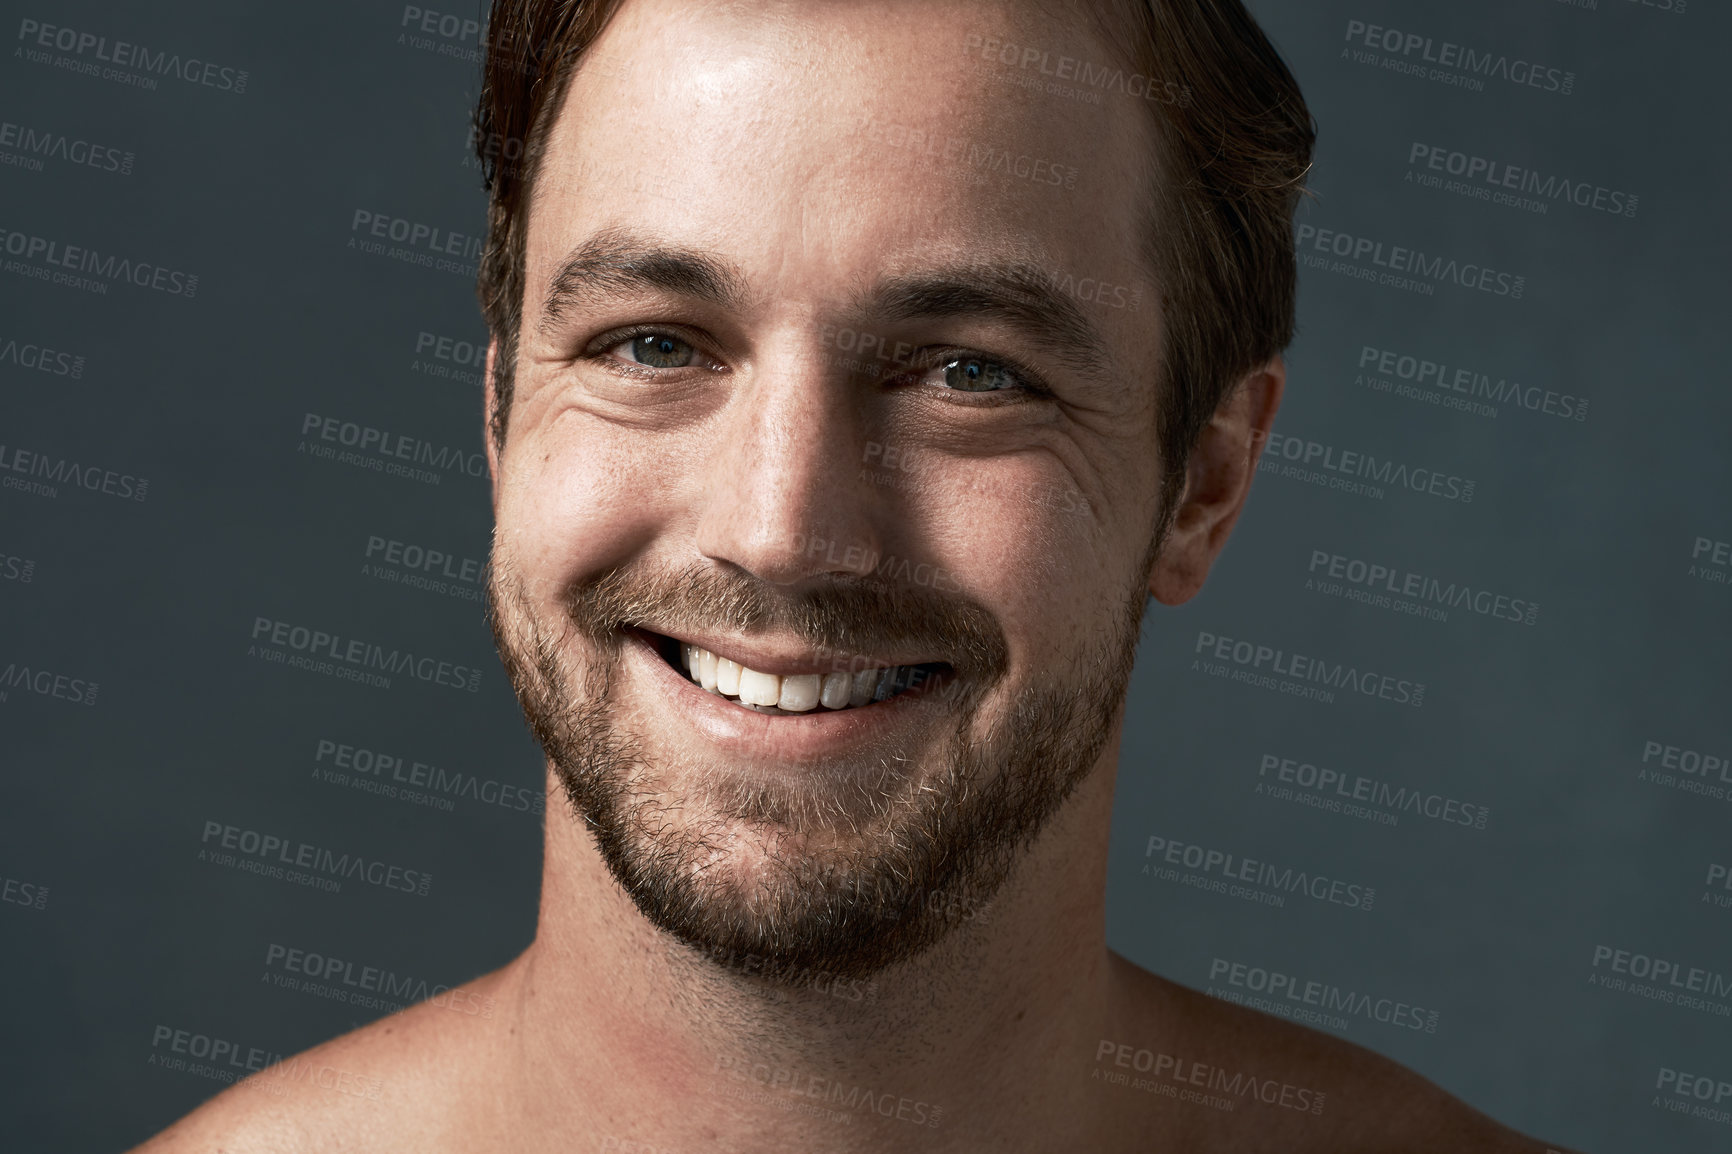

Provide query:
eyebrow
left=538, top=227, right=748, bottom=334
left=858, top=264, right=1112, bottom=380
left=538, top=228, right=1115, bottom=380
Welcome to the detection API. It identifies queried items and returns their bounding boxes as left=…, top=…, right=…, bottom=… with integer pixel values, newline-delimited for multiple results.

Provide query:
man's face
left=487, top=0, right=1168, bottom=977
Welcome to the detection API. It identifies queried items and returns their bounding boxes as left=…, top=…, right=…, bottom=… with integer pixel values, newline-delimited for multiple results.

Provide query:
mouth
left=638, top=630, right=952, bottom=716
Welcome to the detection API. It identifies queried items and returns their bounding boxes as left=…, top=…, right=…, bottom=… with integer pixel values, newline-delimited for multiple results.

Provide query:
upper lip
left=639, top=628, right=941, bottom=679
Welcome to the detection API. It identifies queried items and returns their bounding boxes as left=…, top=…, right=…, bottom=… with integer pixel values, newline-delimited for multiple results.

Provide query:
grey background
left=0, top=0, right=1726, bottom=1150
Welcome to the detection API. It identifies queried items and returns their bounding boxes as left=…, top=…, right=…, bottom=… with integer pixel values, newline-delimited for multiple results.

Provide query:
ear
left=1147, top=356, right=1285, bottom=605
left=483, top=337, right=503, bottom=516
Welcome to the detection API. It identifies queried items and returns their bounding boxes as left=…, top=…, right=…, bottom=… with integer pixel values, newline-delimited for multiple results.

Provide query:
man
left=139, top=0, right=1571, bottom=1149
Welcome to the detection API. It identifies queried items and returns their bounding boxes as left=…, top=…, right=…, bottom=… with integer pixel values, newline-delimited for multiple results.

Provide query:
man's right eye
left=609, top=331, right=696, bottom=369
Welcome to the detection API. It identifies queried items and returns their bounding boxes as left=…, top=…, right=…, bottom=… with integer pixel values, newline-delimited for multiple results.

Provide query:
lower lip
left=624, top=632, right=942, bottom=760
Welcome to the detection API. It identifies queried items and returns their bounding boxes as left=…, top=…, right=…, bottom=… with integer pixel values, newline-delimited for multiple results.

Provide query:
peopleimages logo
left=0, top=225, right=198, bottom=297
left=1589, top=944, right=1732, bottom=1016
left=462, top=125, right=538, bottom=178
left=348, top=210, right=480, bottom=278
left=0, top=659, right=98, bottom=706
left=1093, top=1040, right=1326, bottom=1113
left=313, top=737, right=543, bottom=817
left=147, top=1025, right=384, bottom=1100
left=0, top=332, right=85, bottom=377
left=15, top=18, right=250, bottom=93
left=1144, top=835, right=1376, bottom=911
left=411, top=329, right=485, bottom=385
left=0, top=550, right=35, bottom=584
left=0, top=442, right=147, bottom=502
left=298, top=412, right=485, bottom=485
left=1342, top=19, right=1574, bottom=95
left=1257, top=752, right=1491, bottom=831
left=399, top=5, right=485, bottom=43
left=249, top=616, right=484, bottom=694
left=857, top=114, right=1080, bottom=191
left=1094, top=1039, right=1323, bottom=1108
left=1193, top=628, right=1426, bottom=708
left=1260, top=431, right=1474, bottom=505
left=2, top=871, right=49, bottom=911
left=1693, top=537, right=1732, bottom=566
left=350, top=210, right=481, bottom=261
left=1704, top=863, right=1732, bottom=910
left=1207, top=957, right=1440, bottom=1034
left=962, top=33, right=1190, bottom=106
left=1690, top=536, right=1732, bottom=589
left=199, top=820, right=433, bottom=897
left=364, top=536, right=483, bottom=584
left=148, top=1025, right=281, bottom=1079
left=712, top=1053, right=944, bottom=1128
left=361, top=533, right=487, bottom=604
left=0, top=118, right=133, bottom=176
left=1406, top=143, right=1637, bottom=219
left=1641, top=739, right=1731, bottom=781
left=1307, top=549, right=1538, bottom=627
left=1357, top=345, right=1586, bottom=424
left=263, top=941, right=495, bottom=1018
left=1297, top=224, right=1524, bottom=299
left=1654, top=1066, right=1732, bottom=1127
left=395, top=4, right=529, bottom=66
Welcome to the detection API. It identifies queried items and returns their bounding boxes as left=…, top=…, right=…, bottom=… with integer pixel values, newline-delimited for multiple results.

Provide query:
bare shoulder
left=128, top=965, right=518, bottom=1154
left=1104, top=951, right=1578, bottom=1154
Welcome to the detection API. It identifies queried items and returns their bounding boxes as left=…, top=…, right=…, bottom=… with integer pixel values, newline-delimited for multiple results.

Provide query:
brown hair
left=473, top=0, right=1314, bottom=512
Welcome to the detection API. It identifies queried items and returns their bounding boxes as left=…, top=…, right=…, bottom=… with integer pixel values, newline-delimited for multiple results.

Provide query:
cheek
left=923, top=468, right=1111, bottom=658
left=497, top=421, right=669, bottom=584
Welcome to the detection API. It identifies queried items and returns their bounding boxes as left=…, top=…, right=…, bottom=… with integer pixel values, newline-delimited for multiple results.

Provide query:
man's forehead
left=524, top=0, right=1156, bottom=302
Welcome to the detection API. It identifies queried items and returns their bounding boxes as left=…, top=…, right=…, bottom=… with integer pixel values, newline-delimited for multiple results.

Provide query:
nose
left=692, top=340, right=885, bottom=586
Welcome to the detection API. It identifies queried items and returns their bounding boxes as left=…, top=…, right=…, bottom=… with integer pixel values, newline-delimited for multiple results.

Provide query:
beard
left=485, top=546, right=1149, bottom=982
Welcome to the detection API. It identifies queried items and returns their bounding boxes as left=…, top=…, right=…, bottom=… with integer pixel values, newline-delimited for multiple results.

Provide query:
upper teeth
left=679, top=643, right=920, bottom=712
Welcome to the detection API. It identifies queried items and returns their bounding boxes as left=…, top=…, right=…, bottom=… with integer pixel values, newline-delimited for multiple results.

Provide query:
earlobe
left=1146, top=357, right=1286, bottom=606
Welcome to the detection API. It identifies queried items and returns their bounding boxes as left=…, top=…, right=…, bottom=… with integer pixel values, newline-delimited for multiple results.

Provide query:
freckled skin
left=133, top=2, right=1573, bottom=1152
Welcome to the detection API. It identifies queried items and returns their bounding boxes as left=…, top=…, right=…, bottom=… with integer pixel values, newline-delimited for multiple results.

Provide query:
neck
left=495, top=735, right=1124, bottom=1151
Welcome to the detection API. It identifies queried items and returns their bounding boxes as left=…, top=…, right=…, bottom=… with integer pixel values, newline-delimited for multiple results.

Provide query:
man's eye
left=612, top=332, right=696, bottom=369
left=935, top=356, right=1022, bottom=393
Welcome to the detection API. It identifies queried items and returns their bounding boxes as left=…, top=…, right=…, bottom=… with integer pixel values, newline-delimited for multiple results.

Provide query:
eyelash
left=583, top=325, right=1052, bottom=401
left=585, top=324, right=726, bottom=378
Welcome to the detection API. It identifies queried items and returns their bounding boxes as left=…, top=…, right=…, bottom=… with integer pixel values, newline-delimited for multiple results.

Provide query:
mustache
left=553, top=559, right=1010, bottom=679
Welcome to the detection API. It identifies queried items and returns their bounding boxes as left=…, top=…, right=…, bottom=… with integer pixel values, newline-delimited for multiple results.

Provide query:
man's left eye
left=934, top=356, right=1022, bottom=392
left=617, top=333, right=696, bottom=369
